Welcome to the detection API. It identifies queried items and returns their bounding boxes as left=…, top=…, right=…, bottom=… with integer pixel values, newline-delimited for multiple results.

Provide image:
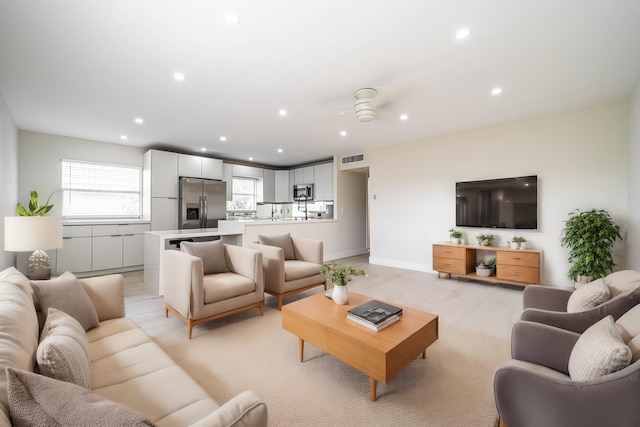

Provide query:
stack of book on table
left=347, top=300, right=403, bottom=331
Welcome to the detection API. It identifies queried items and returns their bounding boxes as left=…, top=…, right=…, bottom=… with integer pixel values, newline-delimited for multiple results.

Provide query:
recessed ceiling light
left=340, top=131, right=347, bottom=136
left=220, top=136, right=227, bottom=142
left=174, top=72, right=186, bottom=81
left=279, top=109, right=287, bottom=116
left=491, top=87, right=503, bottom=96
left=120, top=135, right=128, bottom=140
left=455, top=28, right=472, bottom=39
left=248, top=157, right=254, bottom=161
left=277, top=148, right=283, bottom=153
left=225, top=13, right=241, bottom=24
left=201, top=147, right=207, bottom=152
left=134, top=118, right=144, bottom=124
left=400, top=114, right=408, bottom=121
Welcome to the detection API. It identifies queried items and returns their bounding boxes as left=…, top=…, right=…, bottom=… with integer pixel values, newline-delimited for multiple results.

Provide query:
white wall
left=628, top=80, right=640, bottom=271
left=0, top=91, right=18, bottom=270
left=18, top=131, right=145, bottom=216
left=367, top=102, right=629, bottom=287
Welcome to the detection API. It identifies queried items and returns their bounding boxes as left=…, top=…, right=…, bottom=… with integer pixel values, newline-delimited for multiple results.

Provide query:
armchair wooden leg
left=498, top=417, right=508, bottom=427
left=277, top=296, right=283, bottom=311
left=188, top=320, right=193, bottom=340
left=165, top=306, right=169, bottom=318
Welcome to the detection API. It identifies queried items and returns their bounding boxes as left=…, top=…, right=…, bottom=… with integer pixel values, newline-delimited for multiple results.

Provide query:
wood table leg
left=422, top=349, right=426, bottom=359
left=298, top=338, right=305, bottom=363
left=369, top=377, right=377, bottom=401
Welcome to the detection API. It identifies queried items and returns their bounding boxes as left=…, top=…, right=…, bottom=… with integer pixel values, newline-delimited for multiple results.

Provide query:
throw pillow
left=6, top=367, right=156, bottom=427
left=615, top=304, right=640, bottom=362
left=181, top=240, right=230, bottom=275
left=566, top=278, right=610, bottom=313
left=568, top=315, right=632, bottom=381
left=258, top=233, right=296, bottom=260
left=31, top=271, right=99, bottom=330
left=37, top=308, right=90, bottom=388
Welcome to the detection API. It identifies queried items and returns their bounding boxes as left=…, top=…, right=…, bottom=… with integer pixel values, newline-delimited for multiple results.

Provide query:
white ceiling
left=1, top=0, right=640, bottom=168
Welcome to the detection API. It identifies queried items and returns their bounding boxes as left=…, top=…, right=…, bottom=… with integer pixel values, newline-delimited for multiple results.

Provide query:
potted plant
left=475, top=233, right=494, bottom=247
left=321, top=262, right=366, bottom=304
left=560, top=209, right=622, bottom=283
left=475, top=258, right=496, bottom=277
left=449, top=228, right=463, bottom=245
left=16, top=191, right=54, bottom=216
left=511, top=236, right=526, bottom=249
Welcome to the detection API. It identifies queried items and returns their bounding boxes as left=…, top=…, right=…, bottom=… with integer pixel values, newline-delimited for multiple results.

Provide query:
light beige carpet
left=154, top=269, right=523, bottom=426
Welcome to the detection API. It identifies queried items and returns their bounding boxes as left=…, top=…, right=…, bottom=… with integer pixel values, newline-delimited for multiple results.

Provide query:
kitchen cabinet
left=313, top=163, right=333, bottom=200
left=150, top=198, right=178, bottom=231
left=232, top=164, right=263, bottom=178
left=432, top=243, right=541, bottom=286
left=275, top=170, right=290, bottom=202
left=293, top=166, right=314, bottom=185
left=148, top=150, right=178, bottom=198
left=223, top=163, right=233, bottom=201
left=91, top=224, right=150, bottom=271
left=178, top=154, right=223, bottom=180
left=263, top=169, right=275, bottom=201
left=56, top=226, right=92, bottom=274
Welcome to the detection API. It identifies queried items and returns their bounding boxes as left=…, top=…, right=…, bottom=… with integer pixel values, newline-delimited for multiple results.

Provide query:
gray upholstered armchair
left=495, top=306, right=640, bottom=427
left=249, top=233, right=326, bottom=310
left=160, top=240, right=264, bottom=339
left=521, top=270, right=640, bottom=333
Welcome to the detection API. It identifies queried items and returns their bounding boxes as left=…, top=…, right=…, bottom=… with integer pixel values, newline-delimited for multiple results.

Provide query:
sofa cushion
left=604, top=270, right=640, bottom=298
left=37, top=307, right=90, bottom=388
left=203, top=273, right=256, bottom=304
left=0, top=267, right=40, bottom=425
left=566, top=278, right=610, bottom=313
left=31, top=271, right=99, bottom=330
left=6, top=367, right=155, bottom=427
left=568, top=315, right=632, bottom=381
left=615, top=304, right=640, bottom=362
left=182, top=240, right=230, bottom=275
left=284, top=260, right=322, bottom=282
left=259, top=233, right=295, bottom=260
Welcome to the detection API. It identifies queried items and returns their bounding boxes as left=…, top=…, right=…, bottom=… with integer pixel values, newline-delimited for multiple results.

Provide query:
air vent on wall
left=341, top=153, right=365, bottom=165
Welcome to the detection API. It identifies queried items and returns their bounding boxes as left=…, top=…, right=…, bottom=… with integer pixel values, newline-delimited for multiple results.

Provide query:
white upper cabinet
left=223, top=163, right=233, bottom=201
left=149, top=150, right=178, bottom=198
left=232, top=164, right=263, bottom=178
left=263, top=169, right=275, bottom=202
left=314, top=162, right=333, bottom=200
left=178, top=154, right=223, bottom=180
left=275, top=170, right=290, bottom=202
left=293, top=166, right=314, bottom=184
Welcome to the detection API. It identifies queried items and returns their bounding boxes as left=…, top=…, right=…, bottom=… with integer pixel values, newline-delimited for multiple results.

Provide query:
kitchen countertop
left=63, top=219, right=150, bottom=226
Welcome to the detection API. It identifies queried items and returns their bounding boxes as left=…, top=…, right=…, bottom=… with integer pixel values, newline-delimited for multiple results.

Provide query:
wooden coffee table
left=281, top=292, right=439, bottom=401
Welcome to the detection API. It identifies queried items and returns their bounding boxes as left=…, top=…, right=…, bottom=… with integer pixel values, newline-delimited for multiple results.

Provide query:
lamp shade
left=4, top=216, right=63, bottom=252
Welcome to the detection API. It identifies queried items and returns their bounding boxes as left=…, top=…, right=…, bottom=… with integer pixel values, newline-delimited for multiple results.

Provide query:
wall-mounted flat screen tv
left=456, top=175, right=538, bottom=229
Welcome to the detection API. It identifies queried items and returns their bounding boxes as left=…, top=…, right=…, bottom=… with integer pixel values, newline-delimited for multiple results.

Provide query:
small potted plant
left=476, top=258, right=497, bottom=277
left=511, top=236, right=526, bottom=249
left=449, top=228, right=463, bottom=245
left=321, top=262, right=366, bottom=304
left=475, top=233, right=494, bottom=247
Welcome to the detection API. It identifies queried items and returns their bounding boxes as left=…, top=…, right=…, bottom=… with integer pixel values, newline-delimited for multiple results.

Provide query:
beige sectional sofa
left=0, top=267, right=268, bottom=427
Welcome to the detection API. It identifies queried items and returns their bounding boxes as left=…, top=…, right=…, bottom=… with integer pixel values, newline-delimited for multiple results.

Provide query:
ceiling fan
left=339, top=87, right=396, bottom=123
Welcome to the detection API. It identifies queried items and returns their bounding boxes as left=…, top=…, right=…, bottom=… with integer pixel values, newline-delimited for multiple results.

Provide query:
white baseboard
left=368, top=256, right=433, bottom=273
left=324, top=248, right=369, bottom=262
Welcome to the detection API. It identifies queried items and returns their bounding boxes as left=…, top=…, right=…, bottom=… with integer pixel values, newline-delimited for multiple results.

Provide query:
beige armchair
left=160, top=240, right=264, bottom=339
left=249, top=233, right=326, bottom=310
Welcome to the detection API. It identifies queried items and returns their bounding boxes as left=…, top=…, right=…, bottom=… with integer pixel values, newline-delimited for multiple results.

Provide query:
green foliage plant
left=16, top=191, right=54, bottom=216
left=560, top=209, right=622, bottom=281
left=320, top=262, right=365, bottom=286
left=476, top=233, right=494, bottom=246
left=512, top=236, right=526, bottom=243
left=449, top=228, right=463, bottom=238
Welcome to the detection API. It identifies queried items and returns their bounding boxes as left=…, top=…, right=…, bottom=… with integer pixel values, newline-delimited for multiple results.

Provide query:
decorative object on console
left=4, top=215, right=63, bottom=280
left=476, top=258, right=497, bottom=277
left=560, top=209, right=622, bottom=282
left=510, top=236, right=527, bottom=249
left=449, top=228, right=463, bottom=244
left=475, top=233, right=494, bottom=247
left=321, top=262, right=365, bottom=305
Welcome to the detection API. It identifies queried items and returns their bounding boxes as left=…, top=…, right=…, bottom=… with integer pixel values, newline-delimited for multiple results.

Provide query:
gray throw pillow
left=37, top=307, right=90, bottom=388
left=259, top=233, right=296, bottom=260
left=6, top=367, right=156, bottom=427
left=31, top=271, right=99, bottom=330
left=181, top=240, right=230, bottom=275
left=568, top=315, right=632, bottom=381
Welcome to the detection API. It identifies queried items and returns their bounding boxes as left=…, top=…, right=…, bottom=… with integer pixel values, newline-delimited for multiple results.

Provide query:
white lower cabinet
left=92, top=235, right=123, bottom=271
left=123, top=234, right=145, bottom=267
left=57, top=226, right=93, bottom=274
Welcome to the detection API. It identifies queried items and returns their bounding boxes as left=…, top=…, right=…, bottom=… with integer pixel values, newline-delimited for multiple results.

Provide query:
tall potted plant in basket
left=560, top=209, right=622, bottom=283
left=321, top=262, right=365, bottom=305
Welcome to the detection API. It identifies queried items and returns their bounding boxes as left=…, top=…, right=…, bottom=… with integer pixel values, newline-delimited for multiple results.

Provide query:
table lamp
left=4, top=216, right=63, bottom=280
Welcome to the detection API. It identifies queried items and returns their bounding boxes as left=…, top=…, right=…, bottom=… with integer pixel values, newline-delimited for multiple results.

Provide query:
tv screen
left=456, top=175, right=537, bottom=229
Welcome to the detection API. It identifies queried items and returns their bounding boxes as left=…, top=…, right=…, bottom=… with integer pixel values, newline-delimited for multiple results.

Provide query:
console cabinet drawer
left=433, top=245, right=466, bottom=260
left=497, top=265, right=539, bottom=284
left=497, top=251, right=539, bottom=268
left=433, top=257, right=467, bottom=275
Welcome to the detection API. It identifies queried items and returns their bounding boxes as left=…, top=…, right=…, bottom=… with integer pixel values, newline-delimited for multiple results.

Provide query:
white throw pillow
left=615, top=304, right=640, bottom=362
left=567, top=278, right=610, bottom=313
left=568, top=315, right=632, bottom=381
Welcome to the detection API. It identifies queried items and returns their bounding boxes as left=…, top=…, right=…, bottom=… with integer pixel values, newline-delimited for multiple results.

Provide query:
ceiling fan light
left=357, top=114, right=375, bottom=122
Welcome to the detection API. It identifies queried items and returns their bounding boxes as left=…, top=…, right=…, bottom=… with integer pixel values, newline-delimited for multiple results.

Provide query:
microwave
left=293, top=184, right=314, bottom=200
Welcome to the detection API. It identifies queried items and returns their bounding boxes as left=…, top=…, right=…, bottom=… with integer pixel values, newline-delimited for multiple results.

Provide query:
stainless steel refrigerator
left=178, top=177, right=227, bottom=229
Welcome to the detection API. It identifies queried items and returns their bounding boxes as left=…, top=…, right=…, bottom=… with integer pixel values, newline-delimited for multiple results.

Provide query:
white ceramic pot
left=451, top=237, right=461, bottom=245
left=476, top=267, right=492, bottom=277
left=510, top=242, right=519, bottom=249
left=519, top=242, right=527, bottom=249
left=332, top=285, right=349, bottom=304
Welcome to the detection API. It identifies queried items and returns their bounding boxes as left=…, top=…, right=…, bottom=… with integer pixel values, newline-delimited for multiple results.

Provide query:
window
left=61, top=159, right=142, bottom=218
left=227, top=177, right=258, bottom=211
